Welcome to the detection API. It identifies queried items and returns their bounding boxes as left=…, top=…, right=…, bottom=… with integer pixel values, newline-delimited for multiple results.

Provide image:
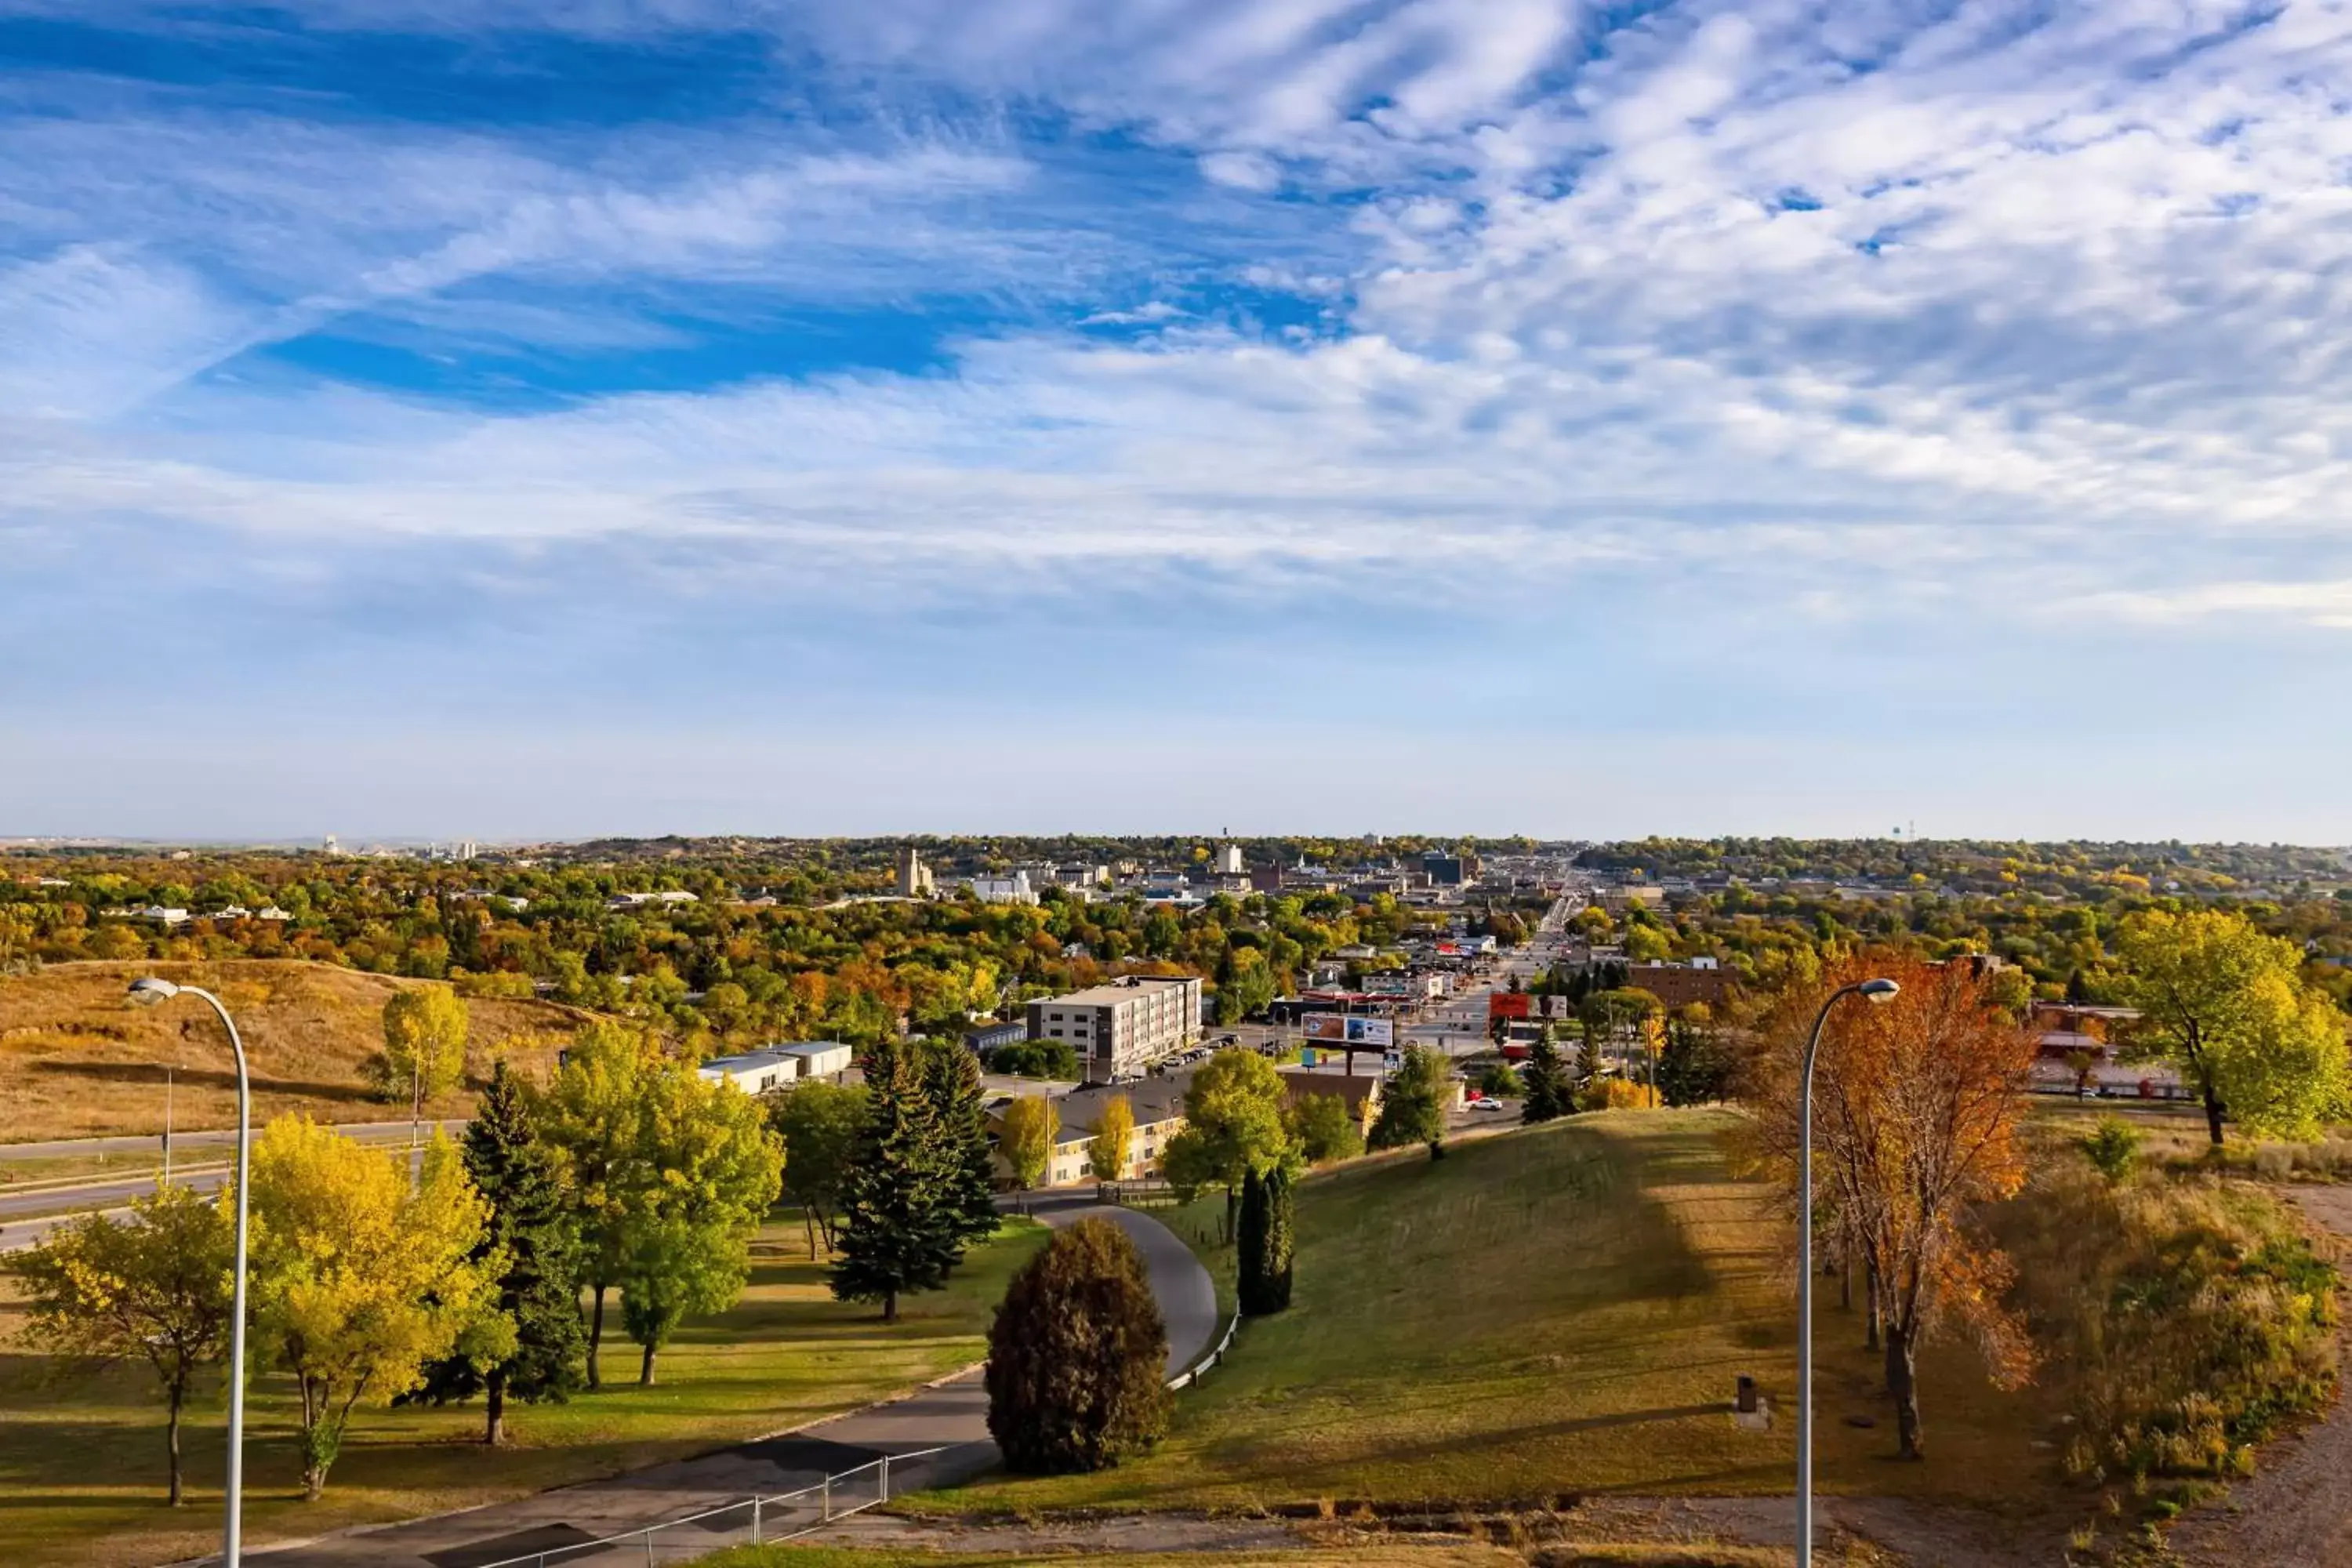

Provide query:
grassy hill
left=0, top=960, right=591, bottom=1145
left=935, top=1110, right=2060, bottom=1517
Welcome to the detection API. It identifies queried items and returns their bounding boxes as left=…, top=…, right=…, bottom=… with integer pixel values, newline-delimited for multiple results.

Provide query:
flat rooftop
left=1037, top=978, right=1196, bottom=1006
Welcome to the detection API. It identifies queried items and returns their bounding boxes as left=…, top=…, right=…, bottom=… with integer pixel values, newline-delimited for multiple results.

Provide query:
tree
left=1236, top=1163, right=1295, bottom=1316
left=1657, top=1008, right=1733, bottom=1107
left=1287, top=1091, right=1365, bottom=1163
left=832, top=1040, right=957, bottom=1322
left=768, top=1080, right=869, bottom=1257
left=247, top=1118, right=494, bottom=1499
left=619, top=1065, right=785, bottom=1384
left=13, top=1183, right=234, bottom=1504
left=999, top=1095, right=1058, bottom=1189
left=924, top=1041, right=1000, bottom=1250
left=1370, top=1044, right=1450, bottom=1158
left=1088, top=1094, right=1135, bottom=1182
left=537, top=1021, right=654, bottom=1388
left=2115, top=909, right=2351, bottom=1146
left=1521, top=1031, right=1571, bottom=1123
left=989, top=1039, right=1081, bottom=1080
left=1160, top=1047, right=1294, bottom=1236
left=380, top=986, right=469, bottom=1107
left=985, top=1217, right=1170, bottom=1473
left=1751, top=956, right=2038, bottom=1461
left=407, top=1064, right=584, bottom=1442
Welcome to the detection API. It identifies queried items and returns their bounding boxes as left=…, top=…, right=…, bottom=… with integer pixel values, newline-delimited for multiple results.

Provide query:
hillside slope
left=943, top=1109, right=2058, bottom=1516
left=0, top=960, right=589, bottom=1144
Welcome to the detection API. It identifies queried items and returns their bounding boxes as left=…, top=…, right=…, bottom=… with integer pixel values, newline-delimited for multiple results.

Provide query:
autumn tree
left=998, top=1094, right=1058, bottom=1189
left=537, top=1021, right=653, bottom=1388
left=407, top=1064, right=584, bottom=1441
left=768, top=1080, right=869, bottom=1256
left=247, top=1119, right=494, bottom=1499
left=1088, top=1094, right=1135, bottom=1182
left=1162, top=1047, right=1294, bottom=1236
left=379, top=986, right=469, bottom=1108
left=13, top=1184, right=235, bottom=1504
left=831, top=1040, right=957, bottom=1322
left=985, top=1217, right=1170, bottom=1473
left=1752, top=956, right=2038, bottom=1461
left=619, top=1063, right=786, bottom=1384
left=2115, top=909, right=2351, bottom=1146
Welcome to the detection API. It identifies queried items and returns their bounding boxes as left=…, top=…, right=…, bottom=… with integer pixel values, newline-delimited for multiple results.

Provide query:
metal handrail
left=467, top=1443, right=952, bottom=1568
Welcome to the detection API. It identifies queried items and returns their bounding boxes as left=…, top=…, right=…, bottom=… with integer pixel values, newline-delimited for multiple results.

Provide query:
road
left=0, top=1120, right=466, bottom=1163
left=212, top=1200, right=1217, bottom=1568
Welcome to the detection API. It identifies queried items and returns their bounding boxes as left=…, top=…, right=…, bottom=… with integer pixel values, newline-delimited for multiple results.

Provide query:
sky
left=5, top=0, right=2352, bottom=843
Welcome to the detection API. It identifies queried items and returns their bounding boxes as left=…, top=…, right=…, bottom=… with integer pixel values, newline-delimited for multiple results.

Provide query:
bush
left=2081, top=1117, right=2143, bottom=1184
left=1577, top=1077, right=1650, bottom=1112
left=451, top=968, right=539, bottom=1000
left=985, top=1217, right=1171, bottom=1473
left=1995, top=1160, right=2338, bottom=1486
left=1477, top=1063, right=1524, bottom=1098
left=1287, top=1093, right=1365, bottom=1165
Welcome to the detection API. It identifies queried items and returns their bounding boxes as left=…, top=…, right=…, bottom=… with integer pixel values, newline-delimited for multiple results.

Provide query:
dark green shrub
left=1237, top=1164, right=1294, bottom=1316
left=985, top=1217, right=1169, bottom=1473
left=2080, top=1116, right=2143, bottom=1184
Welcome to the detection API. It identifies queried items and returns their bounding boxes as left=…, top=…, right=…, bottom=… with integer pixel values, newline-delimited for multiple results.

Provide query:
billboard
left=1488, top=991, right=1532, bottom=1021
left=1303, top=1014, right=1395, bottom=1047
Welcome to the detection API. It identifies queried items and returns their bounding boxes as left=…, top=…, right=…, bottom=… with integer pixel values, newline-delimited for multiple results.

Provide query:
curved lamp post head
left=128, top=976, right=182, bottom=1006
left=1857, top=978, right=1900, bottom=1004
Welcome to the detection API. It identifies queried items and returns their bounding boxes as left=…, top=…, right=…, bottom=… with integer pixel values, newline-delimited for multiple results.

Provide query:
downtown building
left=1025, top=975, right=1203, bottom=1083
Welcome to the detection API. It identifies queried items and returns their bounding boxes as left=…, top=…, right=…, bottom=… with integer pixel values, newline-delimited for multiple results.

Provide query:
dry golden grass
left=0, top=960, right=590, bottom=1143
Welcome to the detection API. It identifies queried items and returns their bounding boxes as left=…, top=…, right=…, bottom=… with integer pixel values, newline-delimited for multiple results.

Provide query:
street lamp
left=1795, top=976, right=1897, bottom=1568
left=129, top=977, right=251, bottom=1567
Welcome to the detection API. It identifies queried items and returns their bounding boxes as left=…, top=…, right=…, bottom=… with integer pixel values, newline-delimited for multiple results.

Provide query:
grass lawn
left=925, top=1111, right=2062, bottom=1515
left=0, top=1213, right=1051, bottom=1568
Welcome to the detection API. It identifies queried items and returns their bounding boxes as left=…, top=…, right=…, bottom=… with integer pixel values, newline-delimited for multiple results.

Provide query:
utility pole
left=162, top=1063, right=176, bottom=1185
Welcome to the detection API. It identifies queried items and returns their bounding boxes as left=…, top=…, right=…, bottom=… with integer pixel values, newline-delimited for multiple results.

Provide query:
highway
left=0, top=1117, right=463, bottom=1163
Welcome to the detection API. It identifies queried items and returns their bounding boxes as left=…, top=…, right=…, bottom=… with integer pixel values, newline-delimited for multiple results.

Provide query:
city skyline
left=7, top=2, right=2352, bottom=840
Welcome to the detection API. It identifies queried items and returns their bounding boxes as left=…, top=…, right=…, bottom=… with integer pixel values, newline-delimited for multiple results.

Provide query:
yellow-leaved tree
left=380, top=986, right=470, bottom=1108
left=246, top=1118, right=495, bottom=1500
left=1087, top=1094, right=1135, bottom=1182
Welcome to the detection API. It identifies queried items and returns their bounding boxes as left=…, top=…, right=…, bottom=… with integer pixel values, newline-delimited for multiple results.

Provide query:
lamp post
left=1795, top=976, right=1899, bottom=1568
left=129, top=978, right=250, bottom=1567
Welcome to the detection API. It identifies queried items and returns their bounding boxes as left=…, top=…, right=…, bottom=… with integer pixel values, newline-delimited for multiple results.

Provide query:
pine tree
left=1237, top=1166, right=1269, bottom=1311
left=1522, top=1031, right=1570, bottom=1123
left=830, top=1040, right=956, bottom=1323
left=923, top=1040, right=1000, bottom=1257
left=408, top=1064, right=584, bottom=1443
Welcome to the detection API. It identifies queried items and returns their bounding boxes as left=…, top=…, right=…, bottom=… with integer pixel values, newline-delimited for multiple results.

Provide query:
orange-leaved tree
left=1751, top=953, right=2038, bottom=1460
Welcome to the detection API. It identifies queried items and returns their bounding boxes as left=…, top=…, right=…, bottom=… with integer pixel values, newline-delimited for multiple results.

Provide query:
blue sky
left=5, top=0, right=2351, bottom=842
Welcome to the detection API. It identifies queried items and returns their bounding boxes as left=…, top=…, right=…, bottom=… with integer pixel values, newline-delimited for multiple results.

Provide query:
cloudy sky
left=4, top=1, right=2350, bottom=842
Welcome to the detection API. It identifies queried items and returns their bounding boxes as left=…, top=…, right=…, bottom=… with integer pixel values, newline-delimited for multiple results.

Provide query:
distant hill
left=0, top=960, right=589, bottom=1145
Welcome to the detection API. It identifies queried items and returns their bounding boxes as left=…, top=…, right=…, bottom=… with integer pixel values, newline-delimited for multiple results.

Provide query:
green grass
left=921, top=1112, right=2059, bottom=1516
left=0, top=1212, right=1050, bottom=1568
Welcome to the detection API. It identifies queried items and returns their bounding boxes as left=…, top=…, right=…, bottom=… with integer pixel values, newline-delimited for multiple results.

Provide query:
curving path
left=219, top=1200, right=1216, bottom=1568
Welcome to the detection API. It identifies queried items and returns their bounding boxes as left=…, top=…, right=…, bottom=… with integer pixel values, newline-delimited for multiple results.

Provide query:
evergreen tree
left=922, top=1040, right=1000, bottom=1257
left=1657, top=1014, right=1732, bottom=1107
left=831, top=1040, right=956, bottom=1322
left=1522, top=1031, right=1571, bottom=1123
left=408, top=1064, right=584, bottom=1443
left=985, top=1218, right=1169, bottom=1474
left=1236, top=1164, right=1294, bottom=1316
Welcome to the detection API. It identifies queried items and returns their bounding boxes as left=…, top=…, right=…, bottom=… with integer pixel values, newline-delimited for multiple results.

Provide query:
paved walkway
left=219, top=1203, right=1216, bottom=1568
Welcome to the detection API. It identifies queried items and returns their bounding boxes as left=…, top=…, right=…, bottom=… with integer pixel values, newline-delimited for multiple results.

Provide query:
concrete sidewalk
left=221, top=1203, right=1217, bottom=1568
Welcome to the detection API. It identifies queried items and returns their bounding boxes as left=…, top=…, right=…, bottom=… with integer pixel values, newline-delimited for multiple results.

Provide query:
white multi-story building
left=1026, top=976, right=1203, bottom=1083
left=967, top=871, right=1038, bottom=906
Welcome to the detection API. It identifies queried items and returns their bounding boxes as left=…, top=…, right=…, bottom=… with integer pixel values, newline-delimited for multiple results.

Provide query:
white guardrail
left=1167, top=1309, right=1240, bottom=1392
left=470, top=1444, right=949, bottom=1567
